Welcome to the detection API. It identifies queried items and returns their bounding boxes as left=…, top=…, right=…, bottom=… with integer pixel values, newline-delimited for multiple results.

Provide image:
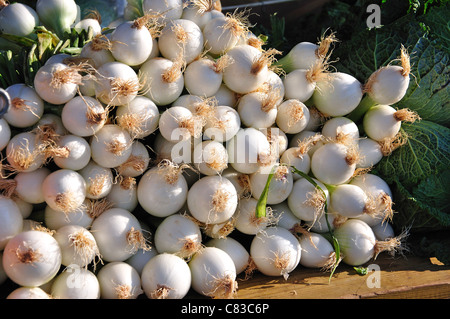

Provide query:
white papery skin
left=117, top=141, right=150, bottom=178
left=95, top=61, right=139, bottom=106
left=321, top=116, right=359, bottom=141
left=137, top=165, right=188, bottom=217
left=363, top=104, right=402, bottom=141
left=223, top=45, right=271, bottom=94
left=61, top=96, right=106, bottom=137
left=34, top=62, right=79, bottom=105
left=51, top=266, right=100, bottom=299
left=110, top=20, right=153, bottom=66
left=283, top=41, right=320, bottom=70
left=334, top=219, right=377, bottom=266
left=74, top=18, right=102, bottom=35
left=106, top=177, right=139, bottom=212
left=116, top=96, right=160, bottom=139
left=90, top=124, right=133, bottom=168
left=206, top=237, right=250, bottom=275
left=250, top=164, right=294, bottom=205
left=158, top=19, right=204, bottom=65
left=299, top=232, right=335, bottom=268
left=97, top=261, right=143, bottom=299
left=141, top=253, right=191, bottom=299
left=53, top=224, right=99, bottom=267
left=153, top=213, right=202, bottom=258
left=44, top=198, right=94, bottom=230
left=203, top=105, right=241, bottom=142
left=192, top=140, right=228, bottom=176
left=90, top=208, right=145, bottom=262
left=140, top=57, right=185, bottom=106
left=367, top=65, right=410, bottom=105
left=189, top=247, right=237, bottom=298
left=4, top=84, right=44, bottom=128
left=313, top=72, right=363, bottom=117
left=53, top=134, right=91, bottom=170
left=142, top=0, right=183, bottom=22
left=357, top=138, right=383, bottom=169
left=14, top=167, right=50, bottom=204
left=202, top=15, right=242, bottom=56
left=0, top=118, right=11, bottom=151
left=0, top=2, right=39, bottom=37
left=227, top=128, right=272, bottom=174
left=287, top=177, right=329, bottom=222
left=283, top=69, right=316, bottom=102
left=6, top=131, right=46, bottom=173
left=79, top=160, right=113, bottom=200
left=187, top=175, right=238, bottom=224
left=310, top=142, right=357, bottom=185
left=250, top=226, right=302, bottom=279
left=275, top=99, right=310, bottom=134
left=7, top=287, right=51, bottom=299
left=184, top=57, right=223, bottom=97
left=42, top=168, right=87, bottom=213
left=237, top=92, right=278, bottom=129
left=2, top=230, right=61, bottom=287
left=0, top=196, right=23, bottom=250
left=280, top=147, right=311, bottom=181
left=234, top=197, right=269, bottom=235
left=330, top=183, right=368, bottom=218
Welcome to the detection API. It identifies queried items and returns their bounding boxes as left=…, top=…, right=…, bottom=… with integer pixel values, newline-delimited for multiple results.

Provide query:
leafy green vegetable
left=255, top=165, right=276, bottom=218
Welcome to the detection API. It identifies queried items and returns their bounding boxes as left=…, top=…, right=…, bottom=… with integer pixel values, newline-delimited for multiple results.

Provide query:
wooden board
left=229, top=254, right=450, bottom=299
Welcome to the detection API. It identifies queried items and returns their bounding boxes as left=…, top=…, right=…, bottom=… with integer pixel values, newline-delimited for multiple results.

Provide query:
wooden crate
left=233, top=254, right=450, bottom=299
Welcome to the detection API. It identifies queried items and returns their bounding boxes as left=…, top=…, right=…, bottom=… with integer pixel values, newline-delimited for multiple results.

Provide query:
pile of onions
left=0, top=0, right=412, bottom=300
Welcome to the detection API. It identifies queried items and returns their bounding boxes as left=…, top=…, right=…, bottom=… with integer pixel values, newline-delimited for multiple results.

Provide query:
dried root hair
left=157, top=159, right=191, bottom=185
left=243, top=257, right=257, bottom=280
left=260, top=89, right=281, bottom=113
left=191, top=0, right=217, bottom=13
left=85, top=198, right=114, bottom=219
left=304, top=187, right=327, bottom=227
left=68, top=228, right=102, bottom=270
left=286, top=99, right=306, bottom=128
left=87, top=173, right=111, bottom=198
left=206, top=272, right=238, bottom=299
left=14, top=242, right=43, bottom=265
left=212, top=54, right=233, bottom=73
left=177, top=235, right=203, bottom=259
left=373, top=227, right=409, bottom=260
left=49, top=64, right=85, bottom=88
left=272, top=250, right=292, bottom=280
left=89, top=34, right=112, bottom=51
left=211, top=186, right=231, bottom=213
left=306, top=58, right=332, bottom=84
left=190, top=96, right=217, bottom=122
left=151, top=284, right=174, bottom=299
left=117, top=154, right=148, bottom=176
left=127, top=226, right=151, bottom=254
left=393, top=108, right=421, bottom=123
left=162, top=53, right=186, bottom=83
left=54, top=192, right=83, bottom=214
left=344, top=142, right=362, bottom=167
left=251, top=48, right=282, bottom=76
left=202, top=217, right=236, bottom=239
left=10, top=97, right=40, bottom=118
left=222, top=8, right=252, bottom=39
left=316, top=29, right=338, bottom=60
left=4, top=136, right=44, bottom=173
left=378, top=131, right=409, bottom=156
left=0, top=178, right=17, bottom=198
left=295, top=133, right=323, bottom=157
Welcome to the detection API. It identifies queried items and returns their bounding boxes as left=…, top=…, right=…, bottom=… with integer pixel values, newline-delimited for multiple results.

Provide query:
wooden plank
left=231, top=254, right=450, bottom=299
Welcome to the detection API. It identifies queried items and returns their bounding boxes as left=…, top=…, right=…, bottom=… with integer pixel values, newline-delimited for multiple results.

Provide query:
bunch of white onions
left=0, top=0, right=413, bottom=300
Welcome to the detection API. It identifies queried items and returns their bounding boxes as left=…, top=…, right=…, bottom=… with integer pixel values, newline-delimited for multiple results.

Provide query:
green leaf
left=354, top=266, right=369, bottom=275
left=375, top=120, right=450, bottom=188
left=255, top=165, right=276, bottom=218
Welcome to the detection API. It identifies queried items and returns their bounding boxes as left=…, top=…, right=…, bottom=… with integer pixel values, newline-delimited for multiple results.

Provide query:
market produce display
left=0, top=0, right=448, bottom=299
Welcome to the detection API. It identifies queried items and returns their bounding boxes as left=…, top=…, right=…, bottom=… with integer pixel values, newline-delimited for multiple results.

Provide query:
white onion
left=90, top=124, right=133, bottom=168
left=0, top=118, right=11, bottom=151
left=299, top=232, right=336, bottom=269
left=79, top=160, right=113, bottom=200
left=203, top=105, right=241, bottom=142
left=189, top=247, right=237, bottom=298
left=0, top=196, right=23, bottom=250
left=141, top=253, right=191, bottom=299
left=250, top=164, right=293, bottom=205
left=95, top=61, right=140, bottom=106
left=61, top=95, right=106, bottom=137
left=6, top=131, right=46, bottom=173
left=234, top=197, right=270, bottom=235
left=187, top=175, right=238, bottom=224
left=154, top=213, right=202, bottom=258
left=276, top=99, right=310, bottom=134
left=2, top=230, right=61, bottom=287
left=53, top=134, right=91, bottom=170
left=206, top=237, right=250, bottom=275
left=115, top=96, right=160, bottom=139
left=250, top=226, right=301, bottom=279
left=50, top=266, right=100, bottom=299
left=42, top=168, right=86, bottom=214
left=90, top=207, right=148, bottom=262
left=44, top=198, right=94, bottom=230
left=142, top=0, right=183, bottom=22
left=116, top=141, right=150, bottom=178
left=137, top=162, right=188, bottom=218
left=97, top=261, right=143, bottom=299
left=53, top=224, right=100, bottom=267
left=192, top=140, right=228, bottom=176
left=13, top=167, right=50, bottom=204
left=106, top=177, right=138, bottom=212
left=158, top=18, right=204, bottom=64
left=4, top=84, right=44, bottom=128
